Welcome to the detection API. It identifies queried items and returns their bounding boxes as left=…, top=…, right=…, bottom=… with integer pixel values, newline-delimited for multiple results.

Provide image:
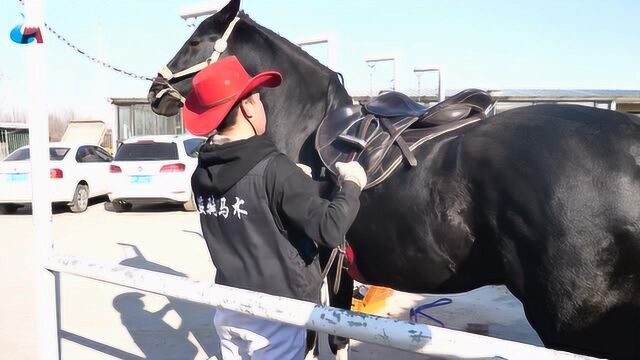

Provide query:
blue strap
left=409, top=298, right=453, bottom=327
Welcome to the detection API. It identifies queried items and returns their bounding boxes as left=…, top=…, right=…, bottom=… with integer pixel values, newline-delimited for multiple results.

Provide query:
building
left=111, top=98, right=184, bottom=147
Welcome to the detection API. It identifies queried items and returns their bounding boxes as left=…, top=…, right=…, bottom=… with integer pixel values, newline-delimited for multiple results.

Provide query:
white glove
left=296, top=163, right=312, bottom=178
left=335, top=161, right=367, bottom=190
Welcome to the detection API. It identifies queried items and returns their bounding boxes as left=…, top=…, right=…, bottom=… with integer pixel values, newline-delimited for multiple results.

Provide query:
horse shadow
left=115, top=243, right=221, bottom=360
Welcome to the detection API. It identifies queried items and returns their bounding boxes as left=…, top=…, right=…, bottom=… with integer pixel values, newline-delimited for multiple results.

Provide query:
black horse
left=148, top=1, right=640, bottom=358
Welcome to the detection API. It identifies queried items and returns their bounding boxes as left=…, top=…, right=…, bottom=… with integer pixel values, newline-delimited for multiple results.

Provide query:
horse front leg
left=316, top=246, right=354, bottom=359
left=327, top=265, right=354, bottom=359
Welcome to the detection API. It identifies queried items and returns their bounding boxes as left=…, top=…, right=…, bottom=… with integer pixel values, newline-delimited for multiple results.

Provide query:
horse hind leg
left=335, top=344, right=350, bottom=360
left=540, top=224, right=640, bottom=359
left=304, top=330, right=319, bottom=360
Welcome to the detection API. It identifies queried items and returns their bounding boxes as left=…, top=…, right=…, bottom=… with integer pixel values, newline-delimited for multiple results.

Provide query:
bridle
left=153, top=17, right=241, bottom=103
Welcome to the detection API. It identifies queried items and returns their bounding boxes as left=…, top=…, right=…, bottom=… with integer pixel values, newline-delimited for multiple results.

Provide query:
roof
left=110, top=97, right=152, bottom=105
left=121, top=134, right=205, bottom=143
left=486, top=89, right=640, bottom=101
left=351, top=89, right=640, bottom=104
left=0, top=122, right=29, bottom=130
left=13, top=142, right=107, bottom=150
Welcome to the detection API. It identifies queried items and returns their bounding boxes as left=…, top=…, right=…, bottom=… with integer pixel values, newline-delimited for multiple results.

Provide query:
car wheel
left=0, top=204, right=19, bottom=214
left=69, top=184, right=90, bottom=213
left=183, top=195, right=197, bottom=212
left=109, top=200, right=132, bottom=213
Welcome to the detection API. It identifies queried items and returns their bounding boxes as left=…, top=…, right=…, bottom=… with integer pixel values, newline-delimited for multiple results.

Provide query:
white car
left=0, top=143, right=113, bottom=214
left=108, top=134, right=205, bottom=212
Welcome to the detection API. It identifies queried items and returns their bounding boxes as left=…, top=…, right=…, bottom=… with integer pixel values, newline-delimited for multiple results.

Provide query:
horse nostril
left=147, top=90, right=158, bottom=104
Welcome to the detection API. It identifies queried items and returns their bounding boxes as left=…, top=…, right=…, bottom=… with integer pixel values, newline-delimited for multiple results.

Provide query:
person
left=182, top=56, right=366, bottom=360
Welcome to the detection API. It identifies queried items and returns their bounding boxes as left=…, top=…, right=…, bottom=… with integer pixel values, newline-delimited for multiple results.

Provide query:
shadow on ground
left=62, top=243, right=220, bottom=360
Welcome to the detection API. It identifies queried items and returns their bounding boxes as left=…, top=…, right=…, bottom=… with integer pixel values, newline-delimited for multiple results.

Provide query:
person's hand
left=335, top=161, right=367, bottom=190
left=296, top=163, right=312, bottom=178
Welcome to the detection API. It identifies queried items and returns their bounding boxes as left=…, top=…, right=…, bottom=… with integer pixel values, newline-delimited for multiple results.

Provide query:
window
left=94, top=147, right=113, bottom=162
left=75, top=146, right=104, bottom=163
left=184, top=138, right=205, bottom=158
left=115, top=142, right=179, bottom=161
left=4, top=147, right=70, bottom=161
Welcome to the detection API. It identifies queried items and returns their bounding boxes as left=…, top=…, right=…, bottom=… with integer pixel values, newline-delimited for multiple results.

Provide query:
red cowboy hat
left=183, top=56, right=282, bottom=136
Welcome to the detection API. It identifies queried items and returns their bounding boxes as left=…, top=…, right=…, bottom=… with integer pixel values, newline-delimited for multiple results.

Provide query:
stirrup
left=337, top=134, right=367, bottom=150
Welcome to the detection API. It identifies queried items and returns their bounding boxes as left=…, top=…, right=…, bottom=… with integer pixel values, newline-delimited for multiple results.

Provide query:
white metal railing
left=47, top=254, right=598, bottom=360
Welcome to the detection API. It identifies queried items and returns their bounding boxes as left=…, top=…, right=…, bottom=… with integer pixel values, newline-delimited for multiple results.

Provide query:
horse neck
left=232, top=16, right=352, bottom=159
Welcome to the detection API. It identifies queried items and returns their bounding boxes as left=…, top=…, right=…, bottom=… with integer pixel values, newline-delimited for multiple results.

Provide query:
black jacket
left=192, top=135, right=361, bottom=301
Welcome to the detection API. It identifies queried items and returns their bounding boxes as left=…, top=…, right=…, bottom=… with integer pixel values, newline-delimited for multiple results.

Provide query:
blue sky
left=1, top=0, right=639, bottom=119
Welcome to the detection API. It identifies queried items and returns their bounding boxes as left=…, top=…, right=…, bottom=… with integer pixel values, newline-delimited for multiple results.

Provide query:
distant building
left=110, top=98, right=184, bottom=146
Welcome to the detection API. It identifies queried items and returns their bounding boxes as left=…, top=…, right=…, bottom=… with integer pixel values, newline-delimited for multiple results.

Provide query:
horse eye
left=189, top=40, right=200, bottom=46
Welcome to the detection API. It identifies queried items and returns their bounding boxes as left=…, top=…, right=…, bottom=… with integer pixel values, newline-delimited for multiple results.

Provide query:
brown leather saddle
left=315, top=89, right=494, bottom=189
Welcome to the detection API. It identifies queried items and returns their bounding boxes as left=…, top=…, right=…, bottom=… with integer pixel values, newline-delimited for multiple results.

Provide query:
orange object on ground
left=351, top=286, right=394, bottom=314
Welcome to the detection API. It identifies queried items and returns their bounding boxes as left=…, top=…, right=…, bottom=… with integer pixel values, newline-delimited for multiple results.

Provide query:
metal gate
left=0, top=129, right=29, bottom=160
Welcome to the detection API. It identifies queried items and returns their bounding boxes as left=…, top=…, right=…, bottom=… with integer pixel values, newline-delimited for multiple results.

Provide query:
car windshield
left=4, top=147, right=70, bottom=161
left=183, top=138, right=204, bottom=158
left=115, top=142, right=179, bottom=161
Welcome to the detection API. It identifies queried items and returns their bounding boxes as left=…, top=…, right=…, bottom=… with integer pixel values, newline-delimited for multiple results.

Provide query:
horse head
left=147, top=0, right=351, bottom=160
left=148, top=0, right=241, bottom=117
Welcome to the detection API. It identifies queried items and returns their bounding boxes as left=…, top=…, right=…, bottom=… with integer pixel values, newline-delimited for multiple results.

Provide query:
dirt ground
left=1, top=200, right=542, bottom=359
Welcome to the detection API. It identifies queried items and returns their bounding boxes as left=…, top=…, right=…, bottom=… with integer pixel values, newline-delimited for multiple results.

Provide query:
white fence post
left=24, top=0, right=60, bottom=358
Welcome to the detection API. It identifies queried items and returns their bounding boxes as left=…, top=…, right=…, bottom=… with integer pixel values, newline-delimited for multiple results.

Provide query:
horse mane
left=238, top=11, right=347, bottom=92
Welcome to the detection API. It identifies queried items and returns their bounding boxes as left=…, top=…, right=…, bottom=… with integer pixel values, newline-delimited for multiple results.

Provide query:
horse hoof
left=320, top=278, right=330, bottom=305
left=335, top=344, right=349, bottom=360
left=304, top=351, right=319, bottom=360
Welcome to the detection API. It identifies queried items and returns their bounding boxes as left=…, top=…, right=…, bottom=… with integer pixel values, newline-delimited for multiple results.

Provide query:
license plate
left=5, top=173, right=28, bottom=182
left=130, top=175, right=152, bottom=184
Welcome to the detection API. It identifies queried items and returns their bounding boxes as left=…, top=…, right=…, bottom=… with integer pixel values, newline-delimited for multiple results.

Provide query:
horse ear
left=217, top=0, right=241, bottom=25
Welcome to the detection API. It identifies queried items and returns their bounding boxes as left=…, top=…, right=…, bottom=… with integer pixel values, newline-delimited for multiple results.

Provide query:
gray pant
left=214, top=308, right=306, bottom=360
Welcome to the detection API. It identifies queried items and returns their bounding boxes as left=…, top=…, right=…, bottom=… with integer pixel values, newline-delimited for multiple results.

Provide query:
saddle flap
left=315, top=104, right=362, bottom=151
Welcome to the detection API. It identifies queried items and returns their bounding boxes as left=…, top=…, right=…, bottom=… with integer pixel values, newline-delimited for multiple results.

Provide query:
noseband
left=154, top=17, right=241, bottom=103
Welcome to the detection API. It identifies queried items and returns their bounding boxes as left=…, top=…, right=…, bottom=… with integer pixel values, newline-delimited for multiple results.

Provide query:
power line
left=16, top=0, right=155, bottom=82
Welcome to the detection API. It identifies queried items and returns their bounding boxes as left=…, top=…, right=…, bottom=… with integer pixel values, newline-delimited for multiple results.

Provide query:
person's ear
left=240, top=98, right=254, bottom=119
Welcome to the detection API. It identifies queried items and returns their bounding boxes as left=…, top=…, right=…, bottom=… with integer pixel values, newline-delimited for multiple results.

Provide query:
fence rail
left=47, top=254, right=598, bottom=360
